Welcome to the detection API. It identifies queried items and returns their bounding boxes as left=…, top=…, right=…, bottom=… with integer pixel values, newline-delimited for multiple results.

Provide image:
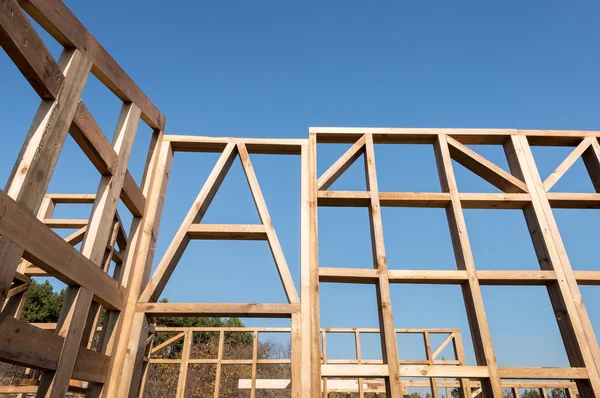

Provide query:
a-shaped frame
left=121, top=136, right=307, bottom=398
left=311, top=127, right=600, bottom=398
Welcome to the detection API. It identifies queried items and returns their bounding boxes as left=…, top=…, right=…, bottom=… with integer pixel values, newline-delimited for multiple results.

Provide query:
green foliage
left=20, top=279, right=65, bottom=323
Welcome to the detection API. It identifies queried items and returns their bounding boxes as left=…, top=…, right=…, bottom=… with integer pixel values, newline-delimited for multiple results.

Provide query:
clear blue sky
left=1, top=0, right=600, bottom=371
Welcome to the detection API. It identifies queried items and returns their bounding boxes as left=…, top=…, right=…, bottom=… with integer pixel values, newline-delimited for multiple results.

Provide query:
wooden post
left=103, top=135, right=172, bottom=397
left=424, top=332, right=439, bottom=398
left=176, top=329, right=192, bottom=397
left=300, top=143, right=314, bottom=398
left=363, top=134, right=402, bottom=397
left=433, top=134, right=503, bottom=397
left=308, top=133, right=322, bottom=398
left=505, top=135, right=600, bottom=397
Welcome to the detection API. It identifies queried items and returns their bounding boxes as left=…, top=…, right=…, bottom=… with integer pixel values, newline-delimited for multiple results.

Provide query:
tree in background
left=20, top=279, right=65, bottom=323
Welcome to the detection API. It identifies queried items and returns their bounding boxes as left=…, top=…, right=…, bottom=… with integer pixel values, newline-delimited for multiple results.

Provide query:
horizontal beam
left=498, top=367, right=588, bottom=380
left=138, top=302, right=300, bottom=318
left=320, top=364, right=489, bottom=378
left=311, top=127, right=600, bottom=146
left=0, top=314, right=108, bottom=383
left=238, top=379, right=578, bottom=391
left=43, top=218, right=88, bottom=229
left=154, top=326, right=291, bottom=332
left=45, top=193, right=96, bottom=204
left=165, top=136, right=305, bottom=154
left=547, top=193, right=600, bottom=209
left=320, top=268, right=600, bottom=286
left=187, top=224, right=268, bottom=240
left=0, top=188, right=125, bottom=310
left=21, top=0, right=166, bottom=130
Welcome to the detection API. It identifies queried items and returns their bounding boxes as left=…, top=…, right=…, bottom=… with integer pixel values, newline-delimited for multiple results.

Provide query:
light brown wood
left=434, top=133, right=503, bottom=396
left=506, top=135, right=600, bottom=396
left=317, top=134, right=366, bottom=190
left=165, top=135, right=304, bottom=154
left=542, top=138, right=591, bottom=191
left=0, top=188, right=125, bottom=310
left=363, top=133, right=402, bottom=397
left=150, top=332, right=185, bottom=354
left=0, top=0, right=64, bottom=99
left=105, top=136, right=172, bottom=398
left=238, top=143, right=300, bottom=303
left=187, top=224, right=268, bottom=240
left=447, top=135, right=528, bottom=193
left=138, top=302, right=300, bottom=317
left=175, top=329, right=192, bottom=398
left=70, top=101, right=118, bottom=176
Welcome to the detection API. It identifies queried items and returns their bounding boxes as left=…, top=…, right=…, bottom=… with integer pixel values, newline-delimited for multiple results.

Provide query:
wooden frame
left=2, top=1, right=600, bottom=397
left=311, top=128, right=600, bottom=398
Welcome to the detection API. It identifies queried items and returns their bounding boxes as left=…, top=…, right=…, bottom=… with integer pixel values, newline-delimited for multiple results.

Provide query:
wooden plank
left=238, top=143, right=300, bottom=303
left=46, top=193, right=96, bottom=204
left=388, top=270, right=469, bottom=284
left=311, top=127, right=600, bottom=145
left=300, top=143, right=316, bottom=398
left=430, top=332, right=455, bottom=360
left=447, top=135, right=527, bottom=193
left=574, top=271, right=600, bottom=285
left=476, top=270, right=558, bottom=285
left=320, top=364, right=489, bottom=378
left=138, top=302, right=300, bottom=318
left=0, top=188, right=124, bottom=309
left=70, top=101, right=118, bottom=176
left=175, top=329, right=192, bottom=398
left=121, top=170, right=146, bottom=217
left=36, top=288, right=94, bottom=396
left=317, top=135, right=366, bottom=190
left=250, top=331, right=258, bottom=398
left=104, top=136, right=172, bottom=397
left=319, top=267, right=379, bottom=284
left=543, top=138, right=591, bottom=191
left=498, top=367, right=588, bottom=379
left=547, top=192, right=600, bottom=208
left=150, top=332, right=185, bottom=354
left=21, top=0, right=166, bottom=130
left=290, top=313, right=302, bottom=398
left=187, top=224, right=268, bottom=240
left=434, top=133, right=503, bottom=397
left=363, top=134, right=402, bottom=397
left=506, top=135, right=600, bottom=397
left=214, top=330, right=225, bottom=398
left=423, top=332, right=439, bottom=398
left=0, top=314, right=108, bottom=383
left=318, top=191, right=532, bottom=209
left=317, top=190, right=371, bottom=207
left=164, top=135, right=304, bottom=155
left=547, top=193, right=600, bottom=209
left=460, top=193, right=531, bottom=209
left=0, top=0, right=64, bottom=99
left=43, top=219, right=88, bottom=229
left=379, top=192, right=451, bottom=208
left=582, top=137, right=600, bottom=192
left=140, top=143, right=237, bottom=303
left=0, top=49, right=91, bottom=309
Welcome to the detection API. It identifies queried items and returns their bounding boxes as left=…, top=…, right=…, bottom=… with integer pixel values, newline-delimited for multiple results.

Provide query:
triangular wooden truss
left=140, top=142, right=300, bottom=304
left=317, top=134, right=530, bottom=194
left=542, top=137, right=600, bottom=192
